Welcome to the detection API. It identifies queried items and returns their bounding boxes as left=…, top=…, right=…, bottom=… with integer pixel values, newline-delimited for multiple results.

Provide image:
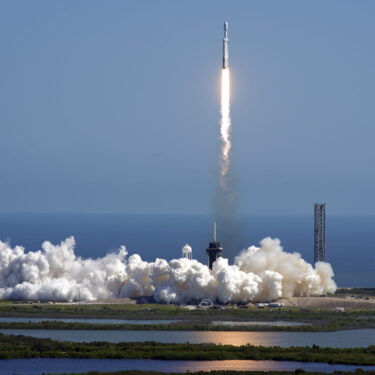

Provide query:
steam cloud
left=0, top=237, right=336, bottom=303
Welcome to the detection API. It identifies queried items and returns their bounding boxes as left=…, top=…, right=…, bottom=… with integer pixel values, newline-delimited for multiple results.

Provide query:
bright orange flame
left=220, top=68, right=231, bottom=188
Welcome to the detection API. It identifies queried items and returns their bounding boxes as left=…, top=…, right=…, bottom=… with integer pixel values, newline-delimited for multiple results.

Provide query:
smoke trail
left=0, top=237, right=336, bottom=302
left=215, top=68, right=244, bottom=256
left=219, top=68, right=231, bottom=189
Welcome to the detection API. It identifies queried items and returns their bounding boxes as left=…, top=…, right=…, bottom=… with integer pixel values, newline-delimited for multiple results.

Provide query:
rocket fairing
left=223, top=21, right=229, bottom=69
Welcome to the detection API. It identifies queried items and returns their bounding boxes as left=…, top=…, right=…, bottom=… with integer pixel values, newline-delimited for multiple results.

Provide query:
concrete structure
left=206, top=222, right=223, bottom=269
left=314, top=203, right=326, bottom=263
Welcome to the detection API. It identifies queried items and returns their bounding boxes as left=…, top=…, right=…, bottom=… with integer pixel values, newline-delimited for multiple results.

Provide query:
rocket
left=223, top=21, right=229, bottom=69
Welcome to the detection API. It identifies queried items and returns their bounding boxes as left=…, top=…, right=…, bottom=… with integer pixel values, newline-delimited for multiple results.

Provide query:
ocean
left=0, top=213, right=373, bottom=287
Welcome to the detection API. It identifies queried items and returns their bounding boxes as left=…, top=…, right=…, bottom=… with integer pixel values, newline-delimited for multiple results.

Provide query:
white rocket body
left=223, top=21, right=229, bottom=69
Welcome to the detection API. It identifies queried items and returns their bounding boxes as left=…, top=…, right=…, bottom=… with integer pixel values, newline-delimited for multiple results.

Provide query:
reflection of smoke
left=0, top=237, right=336, bottom=303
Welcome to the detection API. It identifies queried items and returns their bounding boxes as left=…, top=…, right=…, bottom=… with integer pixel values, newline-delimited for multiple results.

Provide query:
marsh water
left=1, top=328, right=374, bottom=347
left=0, top=358, right=374, bottom=375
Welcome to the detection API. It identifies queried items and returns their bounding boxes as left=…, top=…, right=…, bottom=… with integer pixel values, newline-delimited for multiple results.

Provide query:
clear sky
left=1, top=0, right=374, bottom=215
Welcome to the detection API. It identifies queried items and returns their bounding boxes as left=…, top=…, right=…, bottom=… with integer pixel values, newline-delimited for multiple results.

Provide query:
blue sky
left=0, top=0, right=374, bottom=214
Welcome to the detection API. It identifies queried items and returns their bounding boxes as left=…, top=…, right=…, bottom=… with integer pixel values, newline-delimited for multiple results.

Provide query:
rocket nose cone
left=224, top=21, right=228, bottom=31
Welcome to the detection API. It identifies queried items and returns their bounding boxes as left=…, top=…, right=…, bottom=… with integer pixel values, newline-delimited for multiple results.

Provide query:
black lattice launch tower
left=206, top=222, right=223, bottom=270
left=314, top=203, right=326, bottom=263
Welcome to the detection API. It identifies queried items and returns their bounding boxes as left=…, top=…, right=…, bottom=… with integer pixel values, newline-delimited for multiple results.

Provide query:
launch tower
left=314, top=203, right=326, bottom=263
left=206, top=222, right=223, bottom=270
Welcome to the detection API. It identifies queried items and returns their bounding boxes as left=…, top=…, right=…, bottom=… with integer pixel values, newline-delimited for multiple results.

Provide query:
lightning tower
left=314, top=203, right=326, bottom=263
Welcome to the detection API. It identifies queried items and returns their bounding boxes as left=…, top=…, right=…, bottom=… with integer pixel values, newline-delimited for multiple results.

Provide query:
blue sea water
left=0, top=213, right=373, bottom=287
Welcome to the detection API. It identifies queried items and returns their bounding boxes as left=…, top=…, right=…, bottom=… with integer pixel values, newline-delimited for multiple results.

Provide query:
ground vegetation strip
left=1, top=334, right=375, bottom=365
left=2, top=302, right=375, bottom=319
left=335, top=288, right=375, bottom=297
left=0, top=303, right=374, bottom=331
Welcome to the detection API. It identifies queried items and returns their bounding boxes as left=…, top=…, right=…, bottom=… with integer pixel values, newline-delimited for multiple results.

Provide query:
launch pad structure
left=206, top=222, right=223, bottom=269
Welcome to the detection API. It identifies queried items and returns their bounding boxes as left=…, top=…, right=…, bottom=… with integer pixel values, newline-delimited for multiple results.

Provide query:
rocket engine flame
left=220, top=68, right=231, bottom=188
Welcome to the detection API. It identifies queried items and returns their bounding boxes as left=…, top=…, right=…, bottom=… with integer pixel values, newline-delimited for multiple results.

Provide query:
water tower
left=182, top=244, right=192, bottom=260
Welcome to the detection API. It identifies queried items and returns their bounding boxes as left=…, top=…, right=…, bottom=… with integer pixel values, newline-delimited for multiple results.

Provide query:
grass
left=1, top=302, right=375, bottom=317
left=0, top=303, right=374, bottom=331
left=0, top=317, right=374, bottom=331
left=335, top=288, right=375, bottom=297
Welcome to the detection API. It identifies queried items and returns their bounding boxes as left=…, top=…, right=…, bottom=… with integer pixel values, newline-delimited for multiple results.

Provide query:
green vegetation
left=0, top=321, right=311, bottom=331
left=0, top=302, right=374, bottom=331
left=1, top=333, right=375, bottom=365
left=335, top=288, right=375, bottom=298
left=0, top=302, right=184, bottom=318
left=0, top=317, right=374, bottom=331
left=1, top=301, right=375, bottom=320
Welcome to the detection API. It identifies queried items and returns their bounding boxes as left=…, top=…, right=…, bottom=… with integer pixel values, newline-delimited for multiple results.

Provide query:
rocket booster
left=223, top=21, right=229, bottom=69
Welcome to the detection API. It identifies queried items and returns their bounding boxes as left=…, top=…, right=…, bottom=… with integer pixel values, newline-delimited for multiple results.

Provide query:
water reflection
left=1, top=329, right=374, bottom=348
left=0, top=358, right=374, bottom=375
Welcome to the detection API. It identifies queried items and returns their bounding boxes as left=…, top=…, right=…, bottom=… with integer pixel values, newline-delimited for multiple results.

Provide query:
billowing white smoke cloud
left=234, top=238, right=336, bottom=300
left=0, top=236, right=336, bottom=303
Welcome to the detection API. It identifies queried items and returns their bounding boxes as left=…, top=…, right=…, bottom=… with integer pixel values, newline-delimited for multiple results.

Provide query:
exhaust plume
left=219, top=68, right=231, bottom=189
left=0, top=237, right=336, bottom=303
left=214, top=67, right=243, bottom=257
